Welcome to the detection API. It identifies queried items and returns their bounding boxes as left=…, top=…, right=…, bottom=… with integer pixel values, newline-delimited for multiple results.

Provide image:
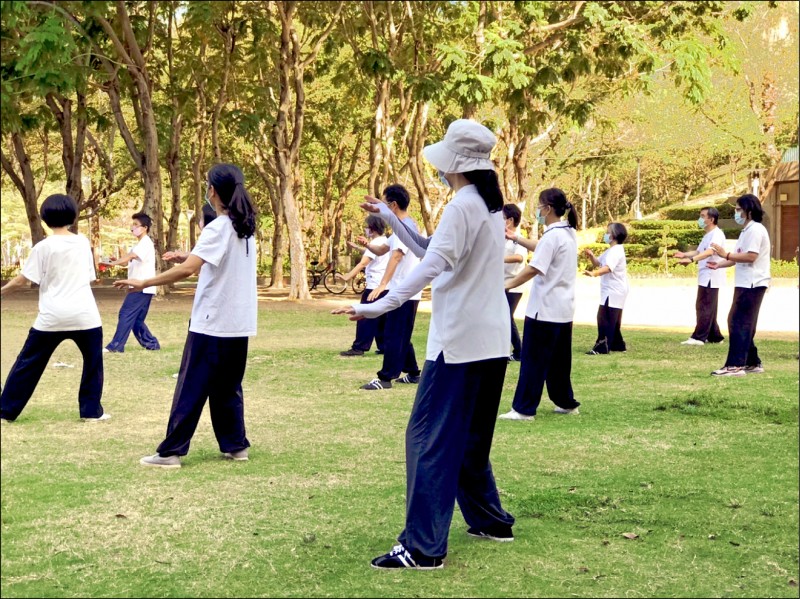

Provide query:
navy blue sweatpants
left=397, top=353, right=515, bottom=559
left=106, top=291, right=160, bottom=352
left=377, top=299, right=420, bottom=382
left=156, top=331, right=250, bottom=457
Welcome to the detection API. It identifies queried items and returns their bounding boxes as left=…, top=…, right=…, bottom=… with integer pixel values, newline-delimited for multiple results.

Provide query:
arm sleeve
left=604, top=246, right=622, bottom=271
left=353, top=252, right=448, bottom=319
left=426, top=203, right=465, bottom=270
left=373, top=202, right=430, bottom=258
left=21, top=244, right=42, bottom=285
left=190, top=222, right=226, bottom=266
left=530, top=236, right=556, bottom=277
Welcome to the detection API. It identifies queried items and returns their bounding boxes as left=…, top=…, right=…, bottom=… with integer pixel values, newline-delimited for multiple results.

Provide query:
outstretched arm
left=0, top=274, right=32, bottom=297
left=361, top=196, right=430, bottom=258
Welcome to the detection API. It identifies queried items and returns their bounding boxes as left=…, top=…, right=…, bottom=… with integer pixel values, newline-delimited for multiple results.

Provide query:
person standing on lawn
left=674, top=207, right=726, bottom=345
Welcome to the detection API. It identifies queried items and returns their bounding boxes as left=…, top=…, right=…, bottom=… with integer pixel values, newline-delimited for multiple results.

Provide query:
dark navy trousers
left=377, top=299, right=420, bottom=382
left=397, top=352, right=515, bottom=559
left=691, top=283, right=724, bottom=343
left=512, top=318, right=580, bottom=416
left=106, top=291, right=160, bottom=352
left=592, top=298, right=626, bottom=353
left=505, top=290, right=523, bottom=359
left=724, top=286, right=766, bottom=368
left=0, top=327, right=105, bottom=421
left=156, top=331, right=250, bottom=457
left=351, top=289, right=387, bottom=352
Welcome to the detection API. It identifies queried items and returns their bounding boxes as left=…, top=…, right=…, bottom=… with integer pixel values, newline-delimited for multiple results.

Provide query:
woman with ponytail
left=334, top=120, right=515, bottom=569
left=116, top=163, right=258, bottom=468
left=498, top=188, right=581, bottom=421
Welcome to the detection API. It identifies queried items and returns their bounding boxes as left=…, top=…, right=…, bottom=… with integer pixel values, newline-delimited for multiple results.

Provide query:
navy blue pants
left=512, top=318, right=580, bottom=416
left=691, top=283, right=724, bottom=343
left=106, top=291, right=160, bottom=352
left=398, top=353, right=515, bottom=559
left=351, top=289, right=387, bottom=352
left=592, top=298, right=626, bottom=353
left=0, top=327, right=105, bottom=421
left=724, top=286, right=766, bottom=368
left=156, top=331, right=250, bottom=457
left=505, top=291, right=523, bottom=359
left=377, top=299, right=420, bottom=382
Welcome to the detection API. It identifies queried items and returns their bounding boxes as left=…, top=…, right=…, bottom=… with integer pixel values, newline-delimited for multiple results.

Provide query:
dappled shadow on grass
left=653, top=390, right=795, bottom=424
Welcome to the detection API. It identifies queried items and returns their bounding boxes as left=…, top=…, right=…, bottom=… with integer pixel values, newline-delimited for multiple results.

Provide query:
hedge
left=597, top=228, right=704, bottom=249
left=661, top=200, right=736, bottom=220
left=628, top=219, right=699, bottom=231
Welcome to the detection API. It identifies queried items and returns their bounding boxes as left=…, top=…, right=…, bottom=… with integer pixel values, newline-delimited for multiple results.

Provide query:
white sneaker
left=553, top=407, right=580, bottom=415
left=140, top=454, right=181, bottom=468
left=102, top=348, right=110, bottom=354
left=172, top=373, right=179, bottom=379
left=681, top=338, right=705, bottom=346
left=82, top=413, right=111, bottom=422
left=711, top=366, right=746, bottom=377
left=498, top=409, right=534, bottom=421
left=222, top=449, right=249, bottom=461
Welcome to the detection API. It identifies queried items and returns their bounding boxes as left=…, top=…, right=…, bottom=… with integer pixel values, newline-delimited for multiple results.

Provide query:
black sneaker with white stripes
left=395, top=374, right=420, bottom=384
left=360, top=378, right=392, bottom=390
left=370, top=544, right=444, bottom=570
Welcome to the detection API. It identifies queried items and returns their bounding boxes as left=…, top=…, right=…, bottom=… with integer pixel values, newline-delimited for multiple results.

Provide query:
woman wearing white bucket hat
left=333, top=119, right=515, bottom=569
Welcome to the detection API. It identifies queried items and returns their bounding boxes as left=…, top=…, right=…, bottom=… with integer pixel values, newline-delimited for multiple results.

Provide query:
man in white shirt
left=675, top=207, right=726, bottom=345
left=104, top=212, right=160, bottom=353
left=359, top=185, right=422, bottom=390
left=502, top=204, right=528, bottom=361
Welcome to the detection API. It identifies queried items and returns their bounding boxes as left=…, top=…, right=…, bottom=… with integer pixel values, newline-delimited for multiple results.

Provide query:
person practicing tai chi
left=333, top=119, right=515, bottom=570
left=116, top=164, right=258, bottom=468
left=707, top=194, right=771, bottom=377
left=103, top=212, right=160, bottom=353
left=498, top=188, right=581, bottom=422
left=0, top=194, right=108, bottom=423
left=339, top=215, right=390, bottom=357
left=583, top=223, right=629, bottom=355
left=357, top=185, right=422, bottom=390
left=674, top=207, right=726, bottom=345
left=501, top=203, right=529, bottom=362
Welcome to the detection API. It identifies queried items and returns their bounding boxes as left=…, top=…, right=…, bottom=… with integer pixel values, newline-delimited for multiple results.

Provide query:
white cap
left=422, top=119, right=496, bottom=174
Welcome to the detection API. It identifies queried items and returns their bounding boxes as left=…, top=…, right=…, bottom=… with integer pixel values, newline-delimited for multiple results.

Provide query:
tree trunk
left=1, top=131, right=47, bottom=244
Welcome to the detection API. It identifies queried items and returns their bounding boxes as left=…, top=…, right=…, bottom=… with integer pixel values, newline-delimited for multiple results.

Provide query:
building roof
left=782, top=146, right=798, bottom=163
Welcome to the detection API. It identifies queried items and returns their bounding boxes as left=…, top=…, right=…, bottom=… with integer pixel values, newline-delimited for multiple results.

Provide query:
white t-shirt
left=734, top=221, right=771, bottom=288
left=364, top=235, right=390, bottom=289
left=189, top=215, right=257, bottom=337
left=598, top=244, right=629, bottom=309
left=128, top=234, right=157, bottom=294
left=524, top=223, right=577, bottom=323
left=387, top=219, right=422, bottom=302
left=504, top=238, right=529, bottom=292
left=696, top=227, right=726, bottom=288
left=425, top=185, right=510, bottom=363
left=21, top=234, right=102, bottom=331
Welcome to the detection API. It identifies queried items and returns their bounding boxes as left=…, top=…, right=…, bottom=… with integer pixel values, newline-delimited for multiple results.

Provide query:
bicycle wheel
left=323, top=271, right=347, bottom=294
left=352, top=273, right=367, bottom=294
left=307, top=271, right=317, bottom=290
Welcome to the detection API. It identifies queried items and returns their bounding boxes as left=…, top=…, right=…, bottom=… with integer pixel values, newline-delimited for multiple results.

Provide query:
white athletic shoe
left=102, top=348, right=110, bottom=353
left=140, top=454, right=181, bottom=468
left=82, top=413, right=111, bottom=422
left=498, top=409, right=534, bottom=421
left=681, top=338, right=705, bottom=346
left=553, top=407, right=580, bottom=415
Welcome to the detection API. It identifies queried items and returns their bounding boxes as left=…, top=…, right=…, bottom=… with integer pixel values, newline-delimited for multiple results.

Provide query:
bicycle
left=307, top=261, right=348, bottom=294
left=351, top=272, right=367, bottom=294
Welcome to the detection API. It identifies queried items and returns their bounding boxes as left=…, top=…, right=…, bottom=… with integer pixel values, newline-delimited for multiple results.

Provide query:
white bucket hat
left=422, top=119, right=496, bottom=174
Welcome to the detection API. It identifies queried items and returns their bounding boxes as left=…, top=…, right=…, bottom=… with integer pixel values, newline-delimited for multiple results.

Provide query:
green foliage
left=662, top=202, right=736, bottom=220
left=630, top=219, right=701, bottom=231
left=1, top=265, right=20, bottom=280
left=771, top=259, right=800, bottom=278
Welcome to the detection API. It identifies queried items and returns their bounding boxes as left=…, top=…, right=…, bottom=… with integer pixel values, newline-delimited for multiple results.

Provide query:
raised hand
left=113, top=279, right=145, bottom=291
left=330, top=305, right=363, bottom=321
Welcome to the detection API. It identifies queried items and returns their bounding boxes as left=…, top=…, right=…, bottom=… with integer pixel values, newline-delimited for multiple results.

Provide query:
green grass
left=1, top=294, right=798, bottom=598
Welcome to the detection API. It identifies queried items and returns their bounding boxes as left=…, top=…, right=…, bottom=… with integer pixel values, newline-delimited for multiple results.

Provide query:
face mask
left=536, top=207, right=547, bottom=226
left=205, top=186, right=213, bottom=207
left=603, top=233, right=611, bottom=244
left=734, top=211, right=745, bottom=225
left=697, top=217, right=706, bottom=229
left=438, top=170, right=451, bottom=189
left=131, top=226, right=142, bottom=236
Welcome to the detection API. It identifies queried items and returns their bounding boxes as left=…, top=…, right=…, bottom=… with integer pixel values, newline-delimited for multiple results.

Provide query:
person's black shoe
left=375, top=350, right=384, bottom=355
left=508, top=355, right=521, bottom=362
left=360, top=378, right=392, bottom=390
left=340, top=349, right=365, bottom=357
left=466, top=526, right=514, bottom=542
left=370, top=544, right=444, bottom=570
left=395, top=374, right=420, bottom=384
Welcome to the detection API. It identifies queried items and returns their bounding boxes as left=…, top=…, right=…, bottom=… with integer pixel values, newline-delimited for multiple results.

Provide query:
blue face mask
left=603, top=233, right=611, bottom=244
left=734, top=211, right=745, bottom=225
left=438, top=170, right=451, bottom=189
left=697, top=217, right=706, bottom=229
left=536, top=207, right=547, bottom=226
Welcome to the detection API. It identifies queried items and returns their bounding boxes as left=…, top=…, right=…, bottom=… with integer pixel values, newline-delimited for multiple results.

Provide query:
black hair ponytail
left=539, top=187, right=578, bottom=229
left=462, top=170, right=504, bottom=213
left=208, top=163, right=257, bottom=238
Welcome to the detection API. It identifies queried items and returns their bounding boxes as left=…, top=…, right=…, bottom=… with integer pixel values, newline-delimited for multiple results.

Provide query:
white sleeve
left=191, top=222, right=226, bottom=266
left=373, top=203, right=430, bottom=258
left=353, top=252, right=448, bottom=319
left=530, top=235, right=556, bottom=276
left=21, top=243, right=43, bottom=285
left=426, top=203, right=465, bottom=270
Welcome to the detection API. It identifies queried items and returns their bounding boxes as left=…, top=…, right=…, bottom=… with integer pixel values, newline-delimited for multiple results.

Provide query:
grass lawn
left=1, top=290, right=798, bottom=598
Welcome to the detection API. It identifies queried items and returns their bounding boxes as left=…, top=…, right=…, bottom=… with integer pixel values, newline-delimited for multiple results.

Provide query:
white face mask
left=438, top=170, right=452, bottom=189
left=603, top=233, right=611, bottom=244
left=734, top=210, right=745, bottom=225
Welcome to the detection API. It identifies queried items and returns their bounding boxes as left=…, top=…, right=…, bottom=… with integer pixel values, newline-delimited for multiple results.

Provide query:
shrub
left=771, top=259, right=800, bottom=278
left=661, top=199, right=736, bottom=220
left=629, top=219, right=699, bottom=231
